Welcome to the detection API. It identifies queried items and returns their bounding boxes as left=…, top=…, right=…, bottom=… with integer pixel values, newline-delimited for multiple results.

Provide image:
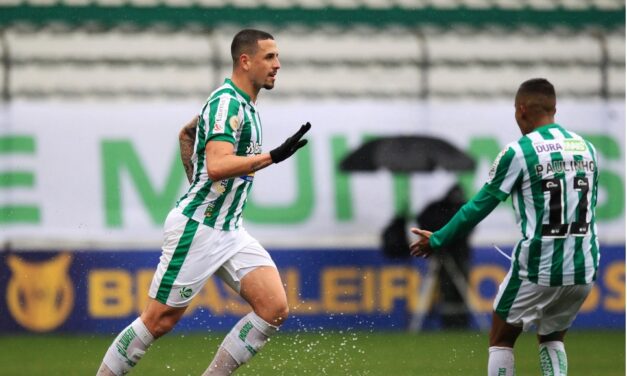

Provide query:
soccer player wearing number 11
left=410, top=78, right=598, bottom=376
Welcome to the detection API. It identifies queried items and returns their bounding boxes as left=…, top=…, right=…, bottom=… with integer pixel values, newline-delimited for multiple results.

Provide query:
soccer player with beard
left=97, top=29, right=311, bottom=376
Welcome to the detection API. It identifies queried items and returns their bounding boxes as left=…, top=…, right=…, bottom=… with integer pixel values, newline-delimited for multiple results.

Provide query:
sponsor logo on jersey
left=564, top=139, right=587, bottom=152
left=213, top=96, right=230, bottom=133
left=487, top=148, right=508, bottom=183
left=6, top=253, right=74, bottom=332
left=246, top=142, right=262, bottom=155
left=533, top=140, right=563, bottom=154
left=545, top=180, right=559, bottom=189
left=215, top=96, right=228, bottom=123
left=205, top=202, right=215, bottom=217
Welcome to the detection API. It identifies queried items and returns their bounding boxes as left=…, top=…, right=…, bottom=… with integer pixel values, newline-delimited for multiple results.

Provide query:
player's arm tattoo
left=179, top=116, right=199, bottom=183
left=251, top=158, right=273, bottom=172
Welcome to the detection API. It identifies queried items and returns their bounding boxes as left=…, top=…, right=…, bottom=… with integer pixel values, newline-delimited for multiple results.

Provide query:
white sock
left=100, top=317, right=155, bottom=375
left=539, top=341, right=568, bottom=376
left=203, top=312, right=278, bottom=376
left=488, top=346, right=515, bottom=376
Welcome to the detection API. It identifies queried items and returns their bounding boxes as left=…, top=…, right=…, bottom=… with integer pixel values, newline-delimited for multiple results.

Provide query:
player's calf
left=203, top=311, right=280, bottom=375
left=98, top=317, right=155, bottom=376
left=539, top=341, right=567, bottom=376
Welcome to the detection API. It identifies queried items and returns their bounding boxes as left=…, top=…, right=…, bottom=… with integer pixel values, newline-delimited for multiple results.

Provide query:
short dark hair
left=231, top=29, right=274, bottom=64
left=516, top=78, right=556, bottom=114
left=517, top=78, right=556, bottom=99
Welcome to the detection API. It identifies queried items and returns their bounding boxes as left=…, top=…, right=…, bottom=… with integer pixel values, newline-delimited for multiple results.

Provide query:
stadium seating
left=0, top=0, right=624, bottom=99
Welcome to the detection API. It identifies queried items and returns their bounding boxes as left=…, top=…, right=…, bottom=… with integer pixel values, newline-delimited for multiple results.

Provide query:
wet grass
left=0, top=330, right=623, bottom=375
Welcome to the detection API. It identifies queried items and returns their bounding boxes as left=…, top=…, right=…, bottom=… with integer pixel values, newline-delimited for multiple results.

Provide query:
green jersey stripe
left=250, top=108, right=262, bottom=144
left=552, top=126, right=586, bottom=285
left=219, top=105, right=255, bottom=230
left=495, top=242, right=523, bottom=320
left=204, top=179, right=235, bottom=227
left=518, top=135, right=544, bottom=283
left=572, top=154, right=587, bottom=284
left=489, top=147, right=516, bottom=191
left=223, top=182, right=248, bottom=230
left=156, top=218, right=199, bottom=303
left=587, top=141, right=600, bottom=278
left=514, top=172, right=527, bottom=238
left=538, top=127, right=566, bottom=286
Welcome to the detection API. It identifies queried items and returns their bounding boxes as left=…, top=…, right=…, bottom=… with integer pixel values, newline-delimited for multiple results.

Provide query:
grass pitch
left=0, top=330, right=623, bottom=375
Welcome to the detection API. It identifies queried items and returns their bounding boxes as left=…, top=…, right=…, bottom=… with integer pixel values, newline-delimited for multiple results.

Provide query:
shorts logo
left=179, top=287, right=193, bottom=299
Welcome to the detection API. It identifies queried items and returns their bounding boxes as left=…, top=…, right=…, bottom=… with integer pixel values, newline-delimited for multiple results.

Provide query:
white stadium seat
left=4, top=19, right=624, bottom=100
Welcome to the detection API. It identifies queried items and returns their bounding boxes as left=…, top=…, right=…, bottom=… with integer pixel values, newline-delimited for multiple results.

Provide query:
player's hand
left=409, top=228, right=434, bottom=258
left=269, top=122, right=311, bottom=163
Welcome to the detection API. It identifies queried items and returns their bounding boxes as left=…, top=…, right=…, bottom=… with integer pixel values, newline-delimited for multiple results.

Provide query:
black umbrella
left=339, top=136, right=475, bottom=173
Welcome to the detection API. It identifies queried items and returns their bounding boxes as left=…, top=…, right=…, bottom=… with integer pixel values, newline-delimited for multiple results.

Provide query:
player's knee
left=257, top=301, right=289, bottom=326
left=142, top=314, right=178, bottom=338
left=158, top=315, right=181, bottom=336
left=273, top=303, right=289, bottom=326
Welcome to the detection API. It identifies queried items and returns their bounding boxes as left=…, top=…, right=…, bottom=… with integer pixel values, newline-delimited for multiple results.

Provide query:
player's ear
left=240, top=54, right=251, bottom=71
left=518, top=103, right=527, bottom=117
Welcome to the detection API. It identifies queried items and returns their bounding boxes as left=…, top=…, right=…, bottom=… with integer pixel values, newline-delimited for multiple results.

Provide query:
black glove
left=269, top=122, right=311, bottom=163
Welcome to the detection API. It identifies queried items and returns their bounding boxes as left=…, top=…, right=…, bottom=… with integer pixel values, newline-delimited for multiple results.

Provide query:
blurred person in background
left=410, top=78, right=599, bottom=376
left=97, top=28, right=311, bottom=376
left=416, top=183, right=471, bottom=329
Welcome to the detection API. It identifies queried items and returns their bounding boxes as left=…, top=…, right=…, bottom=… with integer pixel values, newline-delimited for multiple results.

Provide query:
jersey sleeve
left=482, top=143, right=522, bottom=202
left=203, top=93, right=241, bottom=145
left=429, top=185, right=501, bottom=249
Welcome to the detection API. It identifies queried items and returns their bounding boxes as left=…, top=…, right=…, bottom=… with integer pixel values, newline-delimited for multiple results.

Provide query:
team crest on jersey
left=229, top=116, right=239, bottom=131
left=212, top=180, right=228, bottom=195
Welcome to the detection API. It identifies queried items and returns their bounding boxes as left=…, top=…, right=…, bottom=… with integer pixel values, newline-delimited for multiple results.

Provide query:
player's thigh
left=215, top=239, right=287, bottom=320
left=239, top=266, right=287, bottom=309
left=148, top=209, right=224, bottom=308
left=489, top=311, right=523, bottom=347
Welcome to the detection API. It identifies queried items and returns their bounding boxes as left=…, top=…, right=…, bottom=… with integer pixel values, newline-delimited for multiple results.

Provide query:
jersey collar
left=224, top=78, right=254, bottom=107
left=534, top=123, right=563, bottom=133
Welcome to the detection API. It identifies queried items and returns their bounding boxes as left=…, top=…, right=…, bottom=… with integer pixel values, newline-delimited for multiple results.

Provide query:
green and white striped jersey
left=484, top=123, right=599, bottom=286
left=177, top=79, right=262, bottom=230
